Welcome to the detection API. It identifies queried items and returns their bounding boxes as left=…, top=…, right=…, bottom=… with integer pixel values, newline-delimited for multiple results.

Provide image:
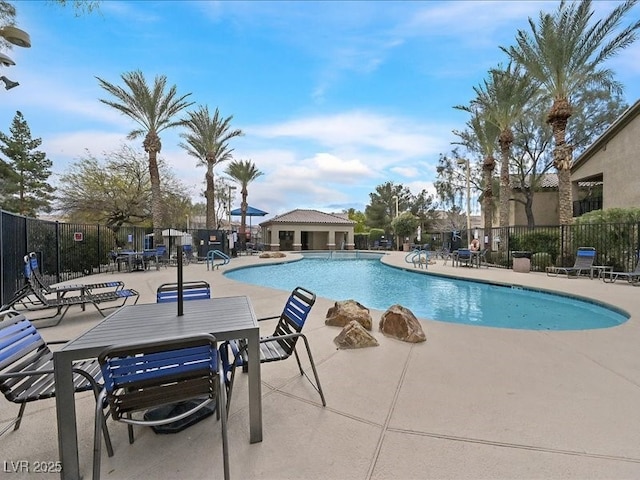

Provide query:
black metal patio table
left=53, top=296, right=262, bottom=480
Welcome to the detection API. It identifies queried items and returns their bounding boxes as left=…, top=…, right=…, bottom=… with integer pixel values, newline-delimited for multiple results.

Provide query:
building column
left=269, top=228, right=280, bottom=251
left=345, top=230, right=355, bottom=250
left=293, top=227, right=302, bottom=251
left=326, top=230, right=336, bottom=250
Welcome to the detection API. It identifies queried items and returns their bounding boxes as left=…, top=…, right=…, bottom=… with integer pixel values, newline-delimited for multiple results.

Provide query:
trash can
left=512, top=251, right=531, bottom=273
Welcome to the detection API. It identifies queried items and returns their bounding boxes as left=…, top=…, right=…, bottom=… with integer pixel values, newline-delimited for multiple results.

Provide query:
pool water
left=224, top=258, right=628, bottom=331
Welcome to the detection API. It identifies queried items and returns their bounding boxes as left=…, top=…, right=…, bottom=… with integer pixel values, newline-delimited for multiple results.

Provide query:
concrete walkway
left=2, top=251, right=640, bottom=479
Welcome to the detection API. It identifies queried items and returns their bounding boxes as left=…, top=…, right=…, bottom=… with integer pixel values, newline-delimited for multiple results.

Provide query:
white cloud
left=247, top=110, right=449, bottom=160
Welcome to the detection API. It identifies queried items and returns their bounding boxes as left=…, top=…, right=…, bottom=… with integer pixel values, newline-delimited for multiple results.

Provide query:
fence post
left=55, top=221, right=61, bottom=284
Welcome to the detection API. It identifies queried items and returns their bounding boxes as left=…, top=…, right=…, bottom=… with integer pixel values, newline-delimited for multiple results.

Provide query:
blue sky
left=3, top=1, right=640, bottom=219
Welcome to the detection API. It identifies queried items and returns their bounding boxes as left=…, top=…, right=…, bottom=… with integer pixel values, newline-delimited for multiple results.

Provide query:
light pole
left=392, top=195, right=399, bottom=250
left=457, top=158, right=471, bottom=247
left=227, top=185, right=237, bottom=231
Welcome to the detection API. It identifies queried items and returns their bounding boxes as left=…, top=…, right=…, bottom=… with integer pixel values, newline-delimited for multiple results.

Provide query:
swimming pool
left=224, top=257, right=629, bottom=331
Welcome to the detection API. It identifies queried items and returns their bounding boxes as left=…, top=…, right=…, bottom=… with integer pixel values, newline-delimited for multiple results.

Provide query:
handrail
left=206, top=250, right=231, bottom=270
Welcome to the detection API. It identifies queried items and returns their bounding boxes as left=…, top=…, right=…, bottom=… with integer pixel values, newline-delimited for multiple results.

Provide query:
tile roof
left=511, top=173, right=558, bottom=189
left=260, top=209, right=356, bottom=225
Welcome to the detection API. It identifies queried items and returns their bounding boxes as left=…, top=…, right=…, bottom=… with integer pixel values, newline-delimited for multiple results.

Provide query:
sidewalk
left=2, top=251, right=640, bottom=479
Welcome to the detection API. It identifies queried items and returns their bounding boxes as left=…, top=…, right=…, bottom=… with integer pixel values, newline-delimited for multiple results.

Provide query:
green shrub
left=531, top=252, right=552, bottom=272
left=509, top=231, right=560, bottom=263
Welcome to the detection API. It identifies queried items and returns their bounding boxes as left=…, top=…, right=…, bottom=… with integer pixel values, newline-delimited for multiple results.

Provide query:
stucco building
left=260, top=209, right=356, bottom=251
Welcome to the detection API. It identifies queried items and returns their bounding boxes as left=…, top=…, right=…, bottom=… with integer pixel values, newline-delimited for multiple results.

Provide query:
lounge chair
left=92, top=334, right=231, bottom=480
left=546, top=247, right=596, bottom=278
left=25, top=252, right=126, bottom=296
left=220, top=286, right=326, bottom=408
left=0, top=309, right=113, bottom=454
left=602, top=256, right=640, bottom=285
left=0, top=254, right=139, bottom=326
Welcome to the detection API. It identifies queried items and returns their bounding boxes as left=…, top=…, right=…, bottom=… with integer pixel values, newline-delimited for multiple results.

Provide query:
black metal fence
left=2, top=209, right=640, bottom=306
left=0, top=210, right=232, bottom=307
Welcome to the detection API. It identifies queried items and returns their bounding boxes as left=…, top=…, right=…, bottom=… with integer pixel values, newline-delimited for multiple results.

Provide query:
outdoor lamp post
left=0, top=25, right=31, bottom=91
left=457, top=158, right=471, bottom=247
left=392, top=195, right=399, bottom=250
left=227, top=185, right=237, bottom=231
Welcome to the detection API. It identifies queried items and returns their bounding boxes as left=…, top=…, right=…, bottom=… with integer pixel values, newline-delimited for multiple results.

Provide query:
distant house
left=259, top=209, right=356, bottom=251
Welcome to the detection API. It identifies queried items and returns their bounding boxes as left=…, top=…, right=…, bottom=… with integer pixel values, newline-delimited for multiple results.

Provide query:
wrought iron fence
left=0, top=210, right=234, bottom=306
left=2, top=208, right=639, bottom=306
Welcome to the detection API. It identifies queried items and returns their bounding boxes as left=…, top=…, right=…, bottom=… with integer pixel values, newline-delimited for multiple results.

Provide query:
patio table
left=53, top=296, right=262, bottom=480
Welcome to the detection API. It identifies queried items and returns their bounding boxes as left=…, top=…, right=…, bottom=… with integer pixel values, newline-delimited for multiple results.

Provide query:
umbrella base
left=144, top=399, right=215, bottom=434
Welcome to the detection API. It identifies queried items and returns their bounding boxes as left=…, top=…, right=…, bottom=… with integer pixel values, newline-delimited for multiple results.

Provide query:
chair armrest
left=256, top=315, right=279, bottom=322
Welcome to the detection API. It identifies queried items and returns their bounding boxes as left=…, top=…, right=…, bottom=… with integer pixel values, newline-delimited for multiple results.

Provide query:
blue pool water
left=224, top=257, right=628, bottom=331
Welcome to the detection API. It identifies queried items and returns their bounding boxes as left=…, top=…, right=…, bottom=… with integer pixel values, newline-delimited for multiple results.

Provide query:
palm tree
left=470, top=64, right=537, bottom=231
left=224, top=159, right=263, bottom=249
left=503, top=0, right=640, bottom=225
left=96, top=70, right=193, bottom=240
left=180, top=106, right=243, bottom=229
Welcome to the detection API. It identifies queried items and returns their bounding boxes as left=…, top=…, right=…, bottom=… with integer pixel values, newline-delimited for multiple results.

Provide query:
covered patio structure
left=259, top=209, right=356, bottom=251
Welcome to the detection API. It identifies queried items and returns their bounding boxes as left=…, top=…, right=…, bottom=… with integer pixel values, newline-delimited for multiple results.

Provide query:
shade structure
left=229, top=206, right=268, bottom=217
left=230, top=206, right=268, bottom=244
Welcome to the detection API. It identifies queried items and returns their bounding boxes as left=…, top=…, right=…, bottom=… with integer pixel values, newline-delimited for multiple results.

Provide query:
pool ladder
left=405, top=248, right=430, bottom=269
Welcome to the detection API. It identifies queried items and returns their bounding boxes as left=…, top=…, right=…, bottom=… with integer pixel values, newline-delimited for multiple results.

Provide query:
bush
left=509, top=231, right=560, bottom=263
left=531, top=252, right=552, bottom=272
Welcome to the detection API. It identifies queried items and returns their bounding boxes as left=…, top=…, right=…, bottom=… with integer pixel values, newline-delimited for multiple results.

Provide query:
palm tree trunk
left=547, top=98, right=573, bottom=226
left=148, top=151, right=163, bottom=241
left=240, top=188, right=248, bottom=250
left=205, top=166, right=215, bottom=229
left=482, top=156, right=495, bottom=251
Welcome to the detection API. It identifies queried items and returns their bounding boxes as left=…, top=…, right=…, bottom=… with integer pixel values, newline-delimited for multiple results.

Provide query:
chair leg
left=0, top=404, right=26, bottom=437
left=299, top=336, right=327, bottom=406
left=13, top=403, right=26, bottom=431
left=218, top=368, right=230, bottom=480
left=93, top=392, right=106, bottom=480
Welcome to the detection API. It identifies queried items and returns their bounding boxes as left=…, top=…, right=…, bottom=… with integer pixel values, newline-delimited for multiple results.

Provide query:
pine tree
left=0, top=111, right=54, bottom=216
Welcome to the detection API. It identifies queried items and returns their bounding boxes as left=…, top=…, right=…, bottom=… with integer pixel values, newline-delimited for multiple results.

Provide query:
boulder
left=333, top=320, right=379, bottom=349
left=259, top=252, right=286, bottom=258
left=325, top=299, right=372, bottom=330
left=379, top=304, right=426, bottom=343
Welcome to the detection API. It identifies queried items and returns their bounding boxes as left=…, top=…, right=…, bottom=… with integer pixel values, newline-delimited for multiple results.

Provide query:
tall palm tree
left=224, top=159, right=263, bottom=249
left=471, top=64, right=537, bottom=231
left=96, top=70, right=193, bottom=240
left=503, top=0, right=640, bottom=225
left=179, top=106, right=243, bottom=229
left=453, top=107, right=499, bottom=250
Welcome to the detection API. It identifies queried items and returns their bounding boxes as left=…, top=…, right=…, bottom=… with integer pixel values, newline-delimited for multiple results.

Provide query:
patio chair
left=92, top=334, right=231, bottom=480
left=220, top=286, right=326, bottom=408
left=0, top=309, right=113, bottom=455
left=546, top=247, right=596, bottom=278
left=456, top=248, right=473, bottom=267
left=156, top=281, right=211, bottom=303
left=155, top=244, right=170, bottom=269
left=602, top=255, right=640, bottom=285
left=0, top=255, right=139, bottom=327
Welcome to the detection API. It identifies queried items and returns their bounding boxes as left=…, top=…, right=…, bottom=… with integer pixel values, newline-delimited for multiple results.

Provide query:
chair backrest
left=23, top=253, right=50, bottom=292
left=270, top=287, right=316, bottom=354
left=99, top=334, right=218, bottom=421
left=457, top=248, right=471, bottom=260
left=574, top=247, right=596, bottom=268
left=0, top=310, right=50, bottom=399
left=156, top=281, right=211, bottom=303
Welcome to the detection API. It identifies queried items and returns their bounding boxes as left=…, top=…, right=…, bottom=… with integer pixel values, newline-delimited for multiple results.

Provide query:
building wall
left=571, top=110, right=640, bottom=210
left=510, top=190, right=559, bottom=226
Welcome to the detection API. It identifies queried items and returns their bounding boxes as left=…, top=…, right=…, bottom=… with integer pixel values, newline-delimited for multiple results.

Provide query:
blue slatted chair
left=546, top=247, right=597, bottom=278
left=92, top=334, right=230, bottom=480
left=0, top=309, right=113, bottom=455
left=1, top=254, right=139, bottom=327
left=220, top=286, right=326, bottom=408
left=156, top=281, right=211, bottom=303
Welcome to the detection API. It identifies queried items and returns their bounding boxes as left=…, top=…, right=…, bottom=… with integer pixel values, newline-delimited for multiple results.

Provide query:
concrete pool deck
left=2, top=251, right=640, bottom=479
